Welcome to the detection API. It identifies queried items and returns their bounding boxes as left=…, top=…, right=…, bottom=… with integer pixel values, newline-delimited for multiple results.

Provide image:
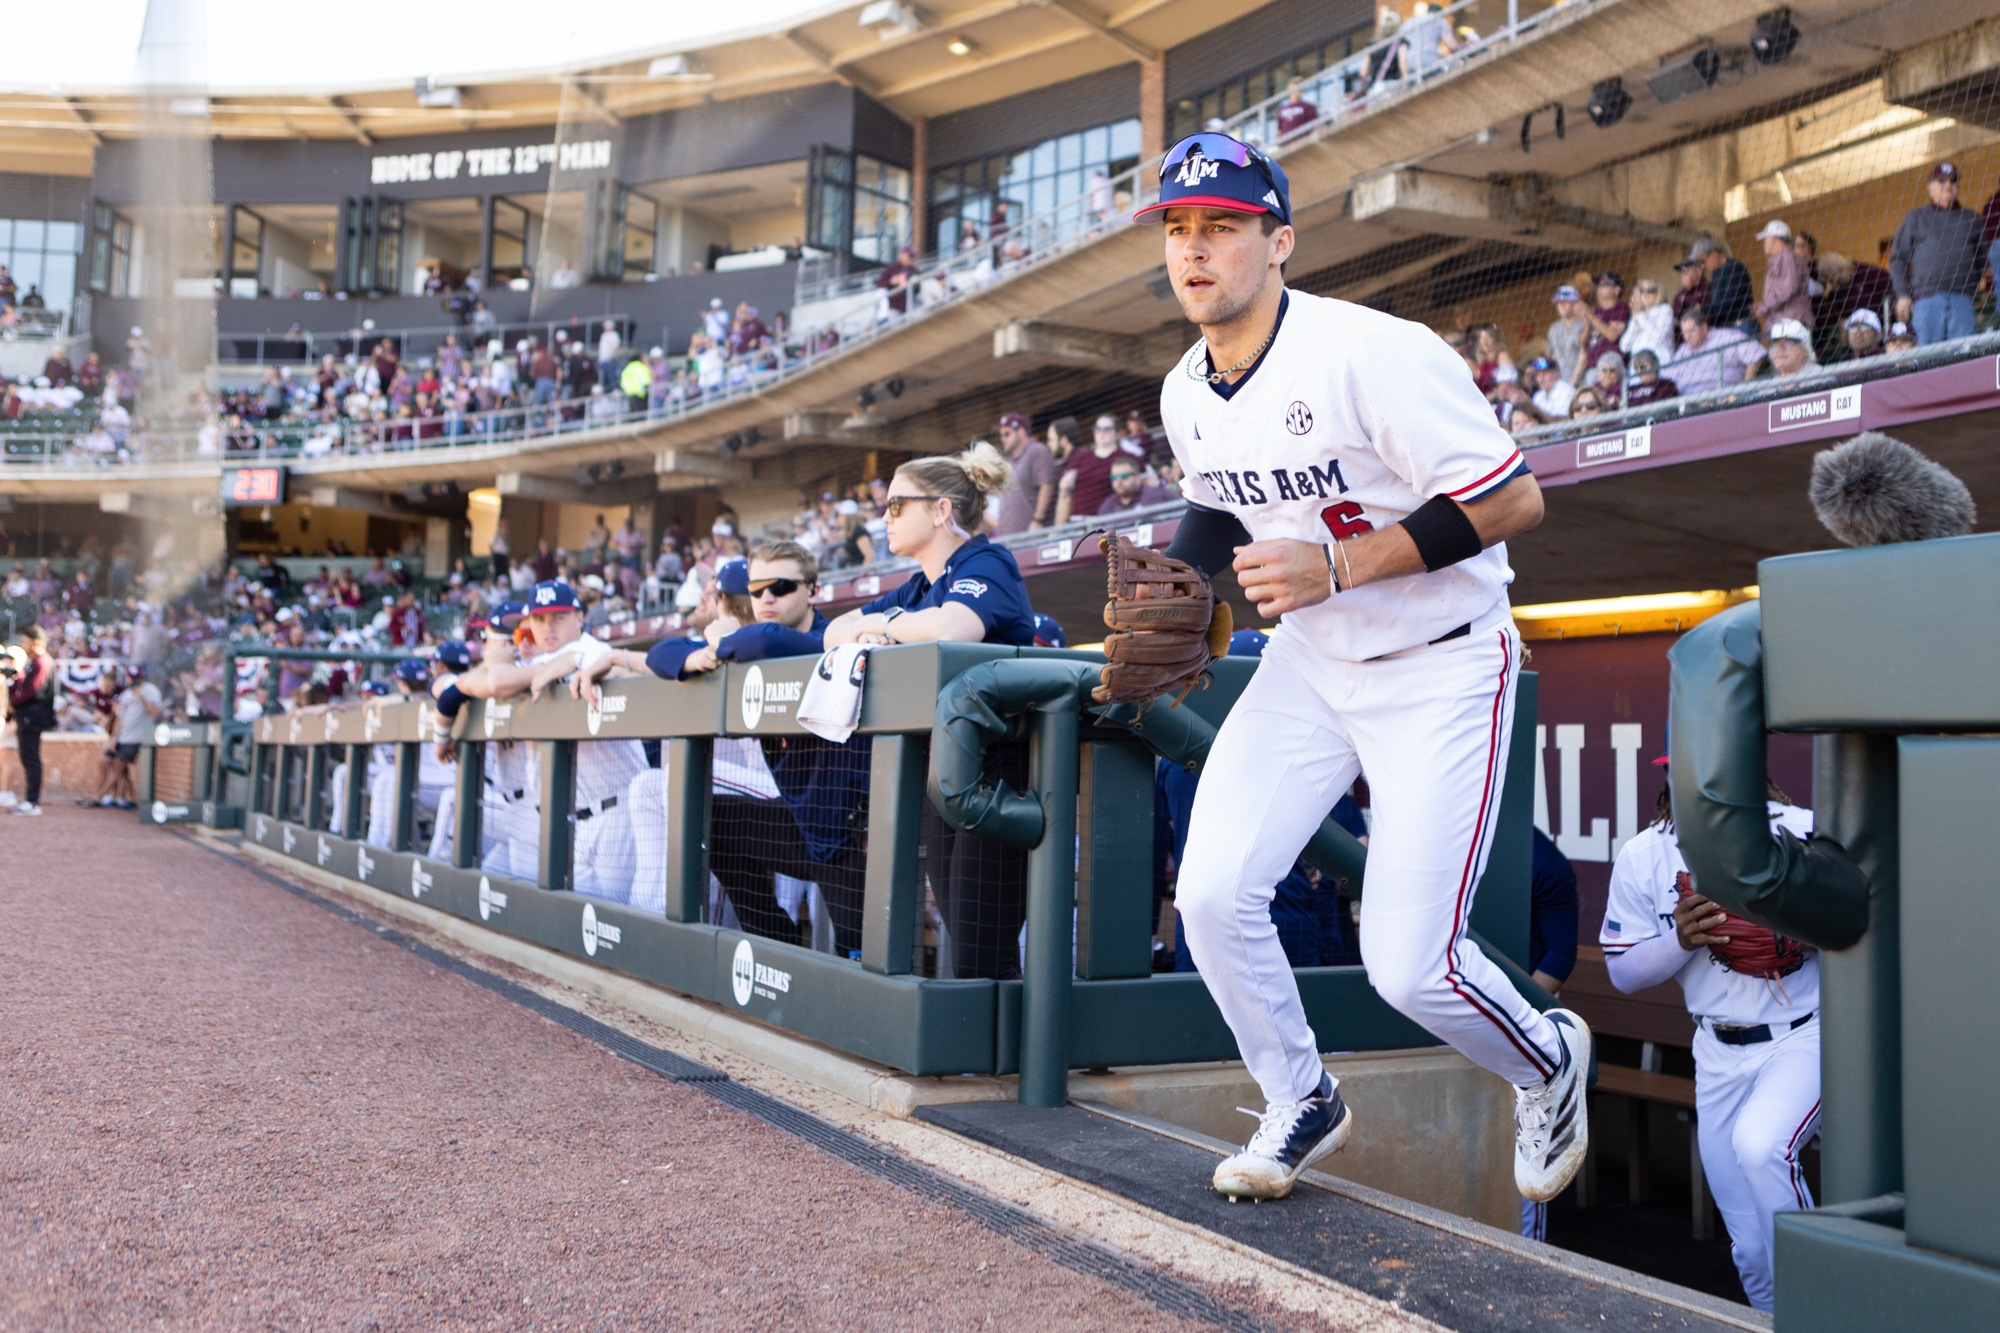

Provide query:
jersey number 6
left=1321, top=501, right=1372, bottom=540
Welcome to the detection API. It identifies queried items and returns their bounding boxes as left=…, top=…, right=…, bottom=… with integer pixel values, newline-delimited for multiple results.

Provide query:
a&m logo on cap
left=535, top=585, right=558, bottom=605
left=1174, top=156, right=1221, bottom=187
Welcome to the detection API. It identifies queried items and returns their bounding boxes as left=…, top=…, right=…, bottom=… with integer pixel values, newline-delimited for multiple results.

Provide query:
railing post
left=343, top=742, right=368, bottom=840
left=538, top=739, right=576, bottom=892
left=1075, top=741, right=1157, bottom=979
left=861, top=733, right=926, bottom=974
left=663, top=737, right=712, bottom=922
left=191, top=738, right=214, bottom=811
left=272, top=742, right=293, bottom=822
left=453, top=740, right=483, bottom=869
left=304, top=743, right=328, bottom=832
left=1020, top=697, right=1080, bottom=1108
left=391, top=741, right=419, bottom=852
left=135, top=742, right=157, bottom=808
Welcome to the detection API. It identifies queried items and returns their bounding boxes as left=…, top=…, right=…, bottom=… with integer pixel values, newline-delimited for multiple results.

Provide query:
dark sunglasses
left=749, top=578, right=807, bottom=598
left=885, top=494, right=945, bottom=519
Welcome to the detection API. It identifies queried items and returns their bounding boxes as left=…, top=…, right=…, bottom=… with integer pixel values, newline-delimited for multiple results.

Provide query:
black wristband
left=1399, top=494, right=1484, bottom=572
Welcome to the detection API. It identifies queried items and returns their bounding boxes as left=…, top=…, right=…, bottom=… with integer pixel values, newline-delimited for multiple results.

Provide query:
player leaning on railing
left=1103, top=132, right=1591, bottom=1205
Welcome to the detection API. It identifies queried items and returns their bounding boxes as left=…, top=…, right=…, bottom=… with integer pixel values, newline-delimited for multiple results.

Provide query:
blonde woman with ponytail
left=824, top=441, right=1038, bottom=648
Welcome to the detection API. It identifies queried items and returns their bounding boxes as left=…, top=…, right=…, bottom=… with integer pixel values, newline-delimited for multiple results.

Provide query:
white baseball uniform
left=1601, top=803, right=1820, bottom=1312
left=364, top=742, right=452, bottom=848
left=1161, top=288, right=1562, bottom=1109
left=517, top=633, right=650, bottom=902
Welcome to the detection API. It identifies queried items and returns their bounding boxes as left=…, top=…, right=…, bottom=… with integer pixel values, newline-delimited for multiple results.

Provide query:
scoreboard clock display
left=222, top=466, right=285, bottom=507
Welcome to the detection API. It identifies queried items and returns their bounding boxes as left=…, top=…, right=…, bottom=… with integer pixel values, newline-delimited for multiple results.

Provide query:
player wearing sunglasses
left=564, top=540, right=875, bottom=953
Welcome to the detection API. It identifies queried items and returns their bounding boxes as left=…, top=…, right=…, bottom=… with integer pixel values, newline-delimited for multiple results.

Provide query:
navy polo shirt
left=862, top=534, right=1034, bottom=646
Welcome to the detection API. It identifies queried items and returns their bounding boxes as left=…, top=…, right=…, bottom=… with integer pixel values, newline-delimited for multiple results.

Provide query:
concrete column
left=1140, top=54, right=1167, bottom=165
left=911, top=115, right=930, bottom=257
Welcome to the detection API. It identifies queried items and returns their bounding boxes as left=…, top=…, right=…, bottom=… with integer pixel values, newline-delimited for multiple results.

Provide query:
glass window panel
left=1111, top=119, right=1141, bottom=158
left=42, top=256, right=73, bottom=310
left=13, top=252, right=42, bottom=289
left=938, top=216, right=959, bottom=253
left=1030, top=178, right=1054, bottom=217
left=89, top=233, right=110, bottom=290
left=15, top=220, right=44, bottom=250
left=1031, top=140, right=1055, bottom=176
left=990, top=155, right=1011, bottom=187
left=885, top=164, right=910, bottom=202
left=47, top=221, right=79, bottom=252
left=1057, top=169, right=1080, bottom=208
left=1083, top=126, right=1108, bottom=165
left=1057, top=133, right=1081, bottom=172
left=93, top=203, right=111, bottom=231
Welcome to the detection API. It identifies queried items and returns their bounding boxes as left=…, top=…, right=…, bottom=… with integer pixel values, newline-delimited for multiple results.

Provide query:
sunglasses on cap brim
left=1159, top=133, right=1256, bottom=176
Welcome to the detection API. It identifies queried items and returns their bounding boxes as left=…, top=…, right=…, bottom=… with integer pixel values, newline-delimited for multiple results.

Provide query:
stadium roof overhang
left=3, top=0, right=1266, bottom=171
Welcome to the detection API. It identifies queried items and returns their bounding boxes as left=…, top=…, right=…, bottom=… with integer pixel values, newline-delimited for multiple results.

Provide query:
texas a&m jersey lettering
left=1197, top=457, right=1352, bottom=507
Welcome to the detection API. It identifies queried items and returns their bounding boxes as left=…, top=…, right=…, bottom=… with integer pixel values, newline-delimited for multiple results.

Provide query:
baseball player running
left=1106, top=132, right=1590, bottom=1204
left=1602, top=747, right=1819, bottom=1312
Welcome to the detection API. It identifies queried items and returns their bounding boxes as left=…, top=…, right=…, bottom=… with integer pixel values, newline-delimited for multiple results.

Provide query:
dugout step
left=915, top=1099, right=1766, bottom=1333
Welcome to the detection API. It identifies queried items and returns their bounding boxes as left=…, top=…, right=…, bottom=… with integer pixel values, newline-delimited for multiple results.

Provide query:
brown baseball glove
left=1093, top=533, right=1233, bottom=706
left=1674, top=871, right=1810, bottom=980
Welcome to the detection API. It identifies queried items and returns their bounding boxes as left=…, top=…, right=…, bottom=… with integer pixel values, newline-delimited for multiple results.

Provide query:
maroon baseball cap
left=1932, top=162, right=1959, bottom=182
left=997, top=412, right=1029, bottom=431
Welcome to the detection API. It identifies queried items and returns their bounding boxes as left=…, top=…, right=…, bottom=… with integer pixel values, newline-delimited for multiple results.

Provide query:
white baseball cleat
left=1212, top=1072, right=1354, bottom=1202
left=1515, top=1008, right=1591, bottom=1203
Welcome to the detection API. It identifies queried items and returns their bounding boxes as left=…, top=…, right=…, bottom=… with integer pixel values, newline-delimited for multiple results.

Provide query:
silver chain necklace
left=1195, top=321, right=1279, bottom=384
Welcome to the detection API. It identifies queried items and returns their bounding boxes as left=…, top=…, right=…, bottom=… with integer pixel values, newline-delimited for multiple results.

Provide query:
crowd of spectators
left=1436, top=161, right=2000, bottom=436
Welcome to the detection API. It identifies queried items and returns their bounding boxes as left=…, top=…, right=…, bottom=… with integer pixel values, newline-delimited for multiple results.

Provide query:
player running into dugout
left=1108, top=132, right=1592, bottom=1204
left=1602, top=738, right=1820, bottom=1312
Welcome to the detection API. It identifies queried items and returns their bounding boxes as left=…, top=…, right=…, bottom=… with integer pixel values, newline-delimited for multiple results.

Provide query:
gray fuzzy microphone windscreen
left=1808, top=432, right=1976, bottom=548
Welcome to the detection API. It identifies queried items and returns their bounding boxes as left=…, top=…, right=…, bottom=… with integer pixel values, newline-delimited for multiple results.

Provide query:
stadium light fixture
left=946, top=36, right=976, bottom=57
left=1587, top=78, right=1631, bottom=130
left=1751, top=8, right=1800, bottom=65
left=859, top=0, right=922, bottom=39
left=647, top=54, right=702, bottom=79
left=1646, top=46, right=1721, bottom=106
left=414, top=78, right=461, bottom=108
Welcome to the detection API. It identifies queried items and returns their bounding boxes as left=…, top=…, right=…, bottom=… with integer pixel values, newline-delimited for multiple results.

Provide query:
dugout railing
left=207, top=643, right=1545, bottom=1107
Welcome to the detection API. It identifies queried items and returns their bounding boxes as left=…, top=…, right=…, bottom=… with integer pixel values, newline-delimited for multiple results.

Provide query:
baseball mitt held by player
left=1093, top=533, right=1233, bottom=706
left=1675, top=871, right=1810, bottom=979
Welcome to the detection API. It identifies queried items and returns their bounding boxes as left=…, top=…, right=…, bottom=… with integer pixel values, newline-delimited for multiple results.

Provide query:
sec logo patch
left=1285, top=402, right=1314, bottom=435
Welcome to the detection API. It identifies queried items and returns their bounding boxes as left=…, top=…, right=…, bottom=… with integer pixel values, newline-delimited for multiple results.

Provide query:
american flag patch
left=1605, top=920, right=1622, bottom=934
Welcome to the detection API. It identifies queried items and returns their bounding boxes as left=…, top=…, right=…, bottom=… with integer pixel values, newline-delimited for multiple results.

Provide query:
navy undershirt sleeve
left=433, top=681, right=466, bottom=719
left=645, top=637, right=705, bottom=681
left=719, top=622, right=826, bottom=662
left=1164, top=502, right=1253, bottom=579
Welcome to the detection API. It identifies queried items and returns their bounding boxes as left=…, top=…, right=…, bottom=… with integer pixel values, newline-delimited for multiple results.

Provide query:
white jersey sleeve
left=1601, top=823, right=1674, bottom=957
left=1345, top=314, right=1525, bottom=505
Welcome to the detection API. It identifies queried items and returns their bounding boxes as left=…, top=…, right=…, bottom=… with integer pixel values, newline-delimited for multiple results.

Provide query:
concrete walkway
left=0, top=807, right=1306, bottom=1332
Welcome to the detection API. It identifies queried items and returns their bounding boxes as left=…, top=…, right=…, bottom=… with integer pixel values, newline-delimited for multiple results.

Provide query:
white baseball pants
left=1695, top=1016, right=1821, bottom=1312
left=1177, top=615, right=1562, bottom=1107
left=625, top=769, right=669, bottom=914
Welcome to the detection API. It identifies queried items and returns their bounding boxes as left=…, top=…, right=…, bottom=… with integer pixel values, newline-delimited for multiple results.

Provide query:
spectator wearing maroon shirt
left=1812, top=252, right=1896, bottom=353
left=42, top=345, right=74, bottom=387
left=388, top=592, right=424, bottom=647
left=1096, top=456, right=1176, bottom=514
left=1671, top=256, right=1711, bottom=348
left=1275, top=78, right=1319, bottom=138
left=877, top=247, right=919, bottom=316
left=529, top=342, right=560, bottom=405
left=63, top=569, right=94, bottom=615
left=75, top=351, right=105, bottom=396
left=1055, top=414, right=1145, bottom=523
left=1582, top=273, right=1630, bottom=370
left=1623, top=349, right=1679, bottom=405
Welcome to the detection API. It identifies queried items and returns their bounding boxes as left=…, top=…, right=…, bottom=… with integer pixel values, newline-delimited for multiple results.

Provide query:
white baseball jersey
left=1600, top=803, right=1819, bottom=1025
left=1160, top=289, right=1526, bottom=662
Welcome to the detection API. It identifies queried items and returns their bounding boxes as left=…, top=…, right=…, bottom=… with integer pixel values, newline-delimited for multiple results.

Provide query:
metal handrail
left=214, top=313, right=642, bottom=367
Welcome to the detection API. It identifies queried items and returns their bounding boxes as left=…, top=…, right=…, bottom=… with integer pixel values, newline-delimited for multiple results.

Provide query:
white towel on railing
left=798, top=644, right=869, bottom=743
